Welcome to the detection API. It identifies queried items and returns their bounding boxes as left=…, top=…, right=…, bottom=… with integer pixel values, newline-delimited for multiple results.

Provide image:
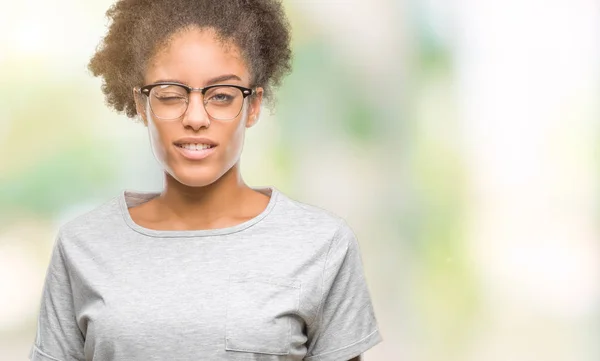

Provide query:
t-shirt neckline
left=118, top=186, right=279, bottom=238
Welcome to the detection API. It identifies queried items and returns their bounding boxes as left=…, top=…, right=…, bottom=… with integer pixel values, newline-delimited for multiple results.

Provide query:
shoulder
left=56, top=192, right=124, bottom=242
left=271, top=189, right=355, bottom=243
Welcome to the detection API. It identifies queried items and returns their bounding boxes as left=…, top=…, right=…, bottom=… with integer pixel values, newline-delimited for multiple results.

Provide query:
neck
left=156, top=163, right=256, bottom=228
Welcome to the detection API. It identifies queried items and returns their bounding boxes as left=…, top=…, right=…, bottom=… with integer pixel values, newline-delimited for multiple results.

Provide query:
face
left=133, top=27, right=263, bottom=187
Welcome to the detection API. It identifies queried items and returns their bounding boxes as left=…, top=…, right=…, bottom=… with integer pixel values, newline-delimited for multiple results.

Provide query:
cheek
left=221, top=119, right=247, bottom=159
left=147, top=120, right=173, bottom=164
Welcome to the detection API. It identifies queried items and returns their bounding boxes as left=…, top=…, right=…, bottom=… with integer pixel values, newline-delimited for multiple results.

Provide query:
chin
left=166, top=166, right=222, bottom=188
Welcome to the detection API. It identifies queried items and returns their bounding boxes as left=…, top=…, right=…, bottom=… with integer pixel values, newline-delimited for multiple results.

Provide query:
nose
left=181, top=92, right=210, bottom=130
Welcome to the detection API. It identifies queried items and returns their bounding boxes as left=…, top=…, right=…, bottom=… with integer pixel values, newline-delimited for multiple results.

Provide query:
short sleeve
left=305, top=220, right=383, bottom=361
left=29, top=231, right=85, bottom=361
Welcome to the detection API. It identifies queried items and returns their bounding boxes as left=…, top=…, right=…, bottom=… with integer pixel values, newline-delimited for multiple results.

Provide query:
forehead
left=144, top=27, right=249, bottom=85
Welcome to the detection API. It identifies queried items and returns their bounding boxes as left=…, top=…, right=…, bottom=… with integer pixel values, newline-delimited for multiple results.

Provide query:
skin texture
left=129, top=26, right=269, bottom=231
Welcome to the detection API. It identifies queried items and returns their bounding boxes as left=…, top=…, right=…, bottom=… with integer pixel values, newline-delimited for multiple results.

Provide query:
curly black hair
left=88, top=0, right=292, bottom=119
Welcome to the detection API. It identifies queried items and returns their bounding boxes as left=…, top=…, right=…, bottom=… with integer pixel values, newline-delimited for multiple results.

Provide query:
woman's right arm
left=29, top=231, right=85, bottom=361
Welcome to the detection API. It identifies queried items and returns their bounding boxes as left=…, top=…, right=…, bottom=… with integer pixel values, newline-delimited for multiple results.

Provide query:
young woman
left=29, top=1, right=382, bottom=360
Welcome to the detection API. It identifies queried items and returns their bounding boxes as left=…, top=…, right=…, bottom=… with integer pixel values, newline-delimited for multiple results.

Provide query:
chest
left=75, top=247, right=317, bottom=360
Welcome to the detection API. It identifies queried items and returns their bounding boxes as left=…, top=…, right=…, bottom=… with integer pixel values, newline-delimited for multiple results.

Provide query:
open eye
left=209, top=93, right=234, bottom=103
left=205, top=86, right=240, bottom=106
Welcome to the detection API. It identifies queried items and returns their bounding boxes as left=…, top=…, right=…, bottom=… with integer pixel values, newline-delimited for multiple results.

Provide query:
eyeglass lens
left=148, top=85, right=245, bottom=120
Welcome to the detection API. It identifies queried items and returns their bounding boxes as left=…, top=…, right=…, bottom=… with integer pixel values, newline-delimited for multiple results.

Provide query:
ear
left=245, top=87, right=263, bottom=128
left=133, top=87, right=148, bottom=126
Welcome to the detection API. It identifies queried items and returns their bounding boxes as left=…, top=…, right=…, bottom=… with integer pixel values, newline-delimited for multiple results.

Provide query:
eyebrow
left=152, top=74, right=243, bottom=87
left=206, top=74, right=242, bottom=85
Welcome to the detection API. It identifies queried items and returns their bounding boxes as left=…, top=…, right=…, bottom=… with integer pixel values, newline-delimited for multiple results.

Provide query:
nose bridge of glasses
left=185, top=89, right=211, bottom=119
left=188, top=87, right=211, bottom=104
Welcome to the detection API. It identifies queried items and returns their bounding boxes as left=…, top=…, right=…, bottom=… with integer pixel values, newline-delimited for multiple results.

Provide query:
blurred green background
left=1, top=0, right=599, bottom=360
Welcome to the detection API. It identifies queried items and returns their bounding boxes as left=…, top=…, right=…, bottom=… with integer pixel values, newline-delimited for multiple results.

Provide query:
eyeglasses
left=135, top=82, right=254, bottom=121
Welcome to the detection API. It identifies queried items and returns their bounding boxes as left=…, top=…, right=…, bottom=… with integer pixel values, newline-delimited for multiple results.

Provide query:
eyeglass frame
left=134, top=81, right=255, bottom=120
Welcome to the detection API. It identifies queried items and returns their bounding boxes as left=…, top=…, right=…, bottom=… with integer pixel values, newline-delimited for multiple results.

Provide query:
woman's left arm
left=304, top=220, right=382, bottom=361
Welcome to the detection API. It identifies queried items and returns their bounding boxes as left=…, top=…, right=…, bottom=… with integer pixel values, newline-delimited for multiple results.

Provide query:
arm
left=304, top=220, right=382, bottom=361
left=29, top=232, right=85, bottom=361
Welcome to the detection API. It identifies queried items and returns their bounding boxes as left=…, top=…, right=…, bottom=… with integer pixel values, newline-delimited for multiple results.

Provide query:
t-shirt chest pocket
left=225, top=272, right=301, bottom=356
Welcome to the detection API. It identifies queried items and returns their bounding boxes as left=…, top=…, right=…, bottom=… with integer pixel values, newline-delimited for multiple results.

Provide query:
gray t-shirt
left=29, top=186, right=382, bottom=361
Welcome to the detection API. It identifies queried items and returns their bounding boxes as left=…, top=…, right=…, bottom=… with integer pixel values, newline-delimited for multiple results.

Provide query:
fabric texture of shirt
left=29, top=186, right=383, bottom=361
